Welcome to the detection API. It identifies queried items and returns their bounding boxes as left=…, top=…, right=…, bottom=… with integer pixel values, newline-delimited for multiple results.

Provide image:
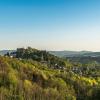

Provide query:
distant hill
left=49, top=51, right=100, bottom=58
left=0, top=50, right=15, bottom=56
left=49, top=51, right=92, bottom=57
left=1, top=50, right=100, bottom=58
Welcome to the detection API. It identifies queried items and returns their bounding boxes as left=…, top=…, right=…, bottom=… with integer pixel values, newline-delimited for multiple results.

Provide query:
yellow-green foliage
left=0, top=56, right=100, bottom=100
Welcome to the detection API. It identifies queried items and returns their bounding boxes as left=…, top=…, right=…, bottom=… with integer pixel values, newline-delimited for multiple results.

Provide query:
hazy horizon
left=0, top=0, right=100, bottom=51
left=0, top=47, right=99, bottom=52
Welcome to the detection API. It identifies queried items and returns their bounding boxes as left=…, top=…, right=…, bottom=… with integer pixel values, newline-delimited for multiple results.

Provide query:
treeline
left=6, top=47, right=66, bottom=67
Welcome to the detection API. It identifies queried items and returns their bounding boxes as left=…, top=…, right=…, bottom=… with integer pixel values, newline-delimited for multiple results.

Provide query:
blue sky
left=0, top=0, right=100, bottom=51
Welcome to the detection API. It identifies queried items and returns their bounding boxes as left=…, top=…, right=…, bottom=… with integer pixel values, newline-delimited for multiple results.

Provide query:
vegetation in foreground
left=0, top=47, right=100, bottom=100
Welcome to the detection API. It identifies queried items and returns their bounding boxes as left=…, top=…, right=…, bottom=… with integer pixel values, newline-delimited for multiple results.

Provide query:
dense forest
left=0, top=47, right=100, bottom=100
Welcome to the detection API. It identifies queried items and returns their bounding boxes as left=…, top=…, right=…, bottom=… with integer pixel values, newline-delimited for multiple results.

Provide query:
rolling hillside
left=49, top=51, right=100, bottom=57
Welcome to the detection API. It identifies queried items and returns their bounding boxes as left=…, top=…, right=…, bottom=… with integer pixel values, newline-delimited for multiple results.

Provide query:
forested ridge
left=0, top=47, right=100, bottom=100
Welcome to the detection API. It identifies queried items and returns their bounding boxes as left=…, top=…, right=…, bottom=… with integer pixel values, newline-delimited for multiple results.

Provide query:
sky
left=0, top=0, right=100, bottom=51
